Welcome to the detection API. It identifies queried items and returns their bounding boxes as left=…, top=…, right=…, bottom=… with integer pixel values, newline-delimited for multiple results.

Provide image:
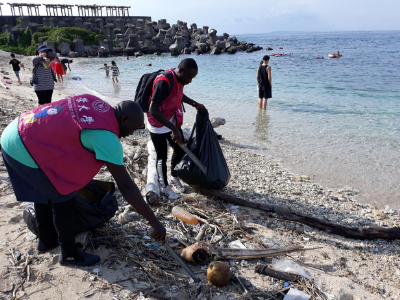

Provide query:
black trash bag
left=175, top=109, right=230, bottom=190
left=23, top=180, right=118, bottom=236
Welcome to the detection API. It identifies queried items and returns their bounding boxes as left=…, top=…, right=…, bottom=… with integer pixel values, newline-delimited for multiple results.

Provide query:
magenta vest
left=147, top=68, right=184, bottom=128
left=18, top=94, right=119, bottom=195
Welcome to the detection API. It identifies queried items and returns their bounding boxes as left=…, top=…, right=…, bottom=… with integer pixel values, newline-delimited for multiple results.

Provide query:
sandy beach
left=1, top=50, right=400, bottom=300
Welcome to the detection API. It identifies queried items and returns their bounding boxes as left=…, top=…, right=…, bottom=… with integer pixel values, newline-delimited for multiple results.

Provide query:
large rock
left=1, top=24, right=12, bottom=33
left=155, top=29, right=166, bottom=42
left=174, top=36, right=185, bottom=52
left=163, top=34, right=174, bottom=49
left=216, top=40, right=225, bottom=50
left=183, top=47, right=191, bottom=54
left=137, top=30, right=145, bottom=42
left=58, top=41, right=71, bottom=56
left=98, top=49, right=109, bottom=57
left=103, top=39, right=114, bottom=54
left=43, top=41, right=56, bottom=52
left=166, top=24, right=178, bottom=37
left=95, top=19, right=104, bottom=32
left=152, top=37, right=161, bottom=52
left=169, top=44, right=180, bottom=56
left=20, top=16, right=30, bottom=29
left=145, top=21, right=155, bottom=36
left=210, top=46, right=221, bottom=55
left=74, top=18, right=83, bottom=28
left=83, top=22, right=92, bottom=31
left=203, top=26, right=209, bottom=34
left=104, top=24, right=115, bottom=40
left=227, top=46, right=237, bottom=55
left=116, top=18, right=125, bottom=30
left=73, top=38, right=86, bottom=55
left=194, top=49, right=203, bottom=55
left=208, top=29, right=218, bottom=45
left=136, top=19, right=144, bottom=30
left=9, top=28, right=20, bottom=42
left=190, top=23, right=197, bottom=33
left=155, top=19, right=166, bottom=31
left=127, top=34, right=140, bottom=48
left=125, top=24, right=136, bottom=36
left=68, top=52, right=80, bottom=58
left=27, top=22, right=38, bottom=35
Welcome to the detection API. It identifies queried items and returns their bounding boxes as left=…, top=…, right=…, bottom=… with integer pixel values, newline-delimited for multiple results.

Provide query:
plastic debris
left=283, top=288, right=310, bottom=300
left=93, top=268, right=101, bottom=276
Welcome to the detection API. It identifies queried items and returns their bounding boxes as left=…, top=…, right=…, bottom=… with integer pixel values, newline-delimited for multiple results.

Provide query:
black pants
left=150, top=129, right=185, bottom=188
left=34, top=197, right=76, bottom=254
left=35, top=89, right=53, bottom=105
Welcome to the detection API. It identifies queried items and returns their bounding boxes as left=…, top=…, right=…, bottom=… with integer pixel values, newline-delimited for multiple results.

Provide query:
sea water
left=63, top=31, right=400, bottom=208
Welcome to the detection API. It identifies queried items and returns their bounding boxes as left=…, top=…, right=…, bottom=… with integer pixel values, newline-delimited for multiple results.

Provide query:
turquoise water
left=63, top=31, right=400, bottom=207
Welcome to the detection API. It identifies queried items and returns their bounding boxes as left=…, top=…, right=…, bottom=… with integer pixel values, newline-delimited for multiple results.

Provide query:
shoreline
left=1, top=49, right=400, bottom=299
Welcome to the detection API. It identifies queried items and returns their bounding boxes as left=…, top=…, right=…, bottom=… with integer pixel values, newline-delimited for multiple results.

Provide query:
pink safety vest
left=18, top=94, right=119, bottom=195
left=147, top=68, right=184, bottom=128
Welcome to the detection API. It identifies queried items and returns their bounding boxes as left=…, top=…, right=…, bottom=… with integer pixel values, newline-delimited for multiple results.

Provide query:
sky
left=2, top=0, right=399, bottom=34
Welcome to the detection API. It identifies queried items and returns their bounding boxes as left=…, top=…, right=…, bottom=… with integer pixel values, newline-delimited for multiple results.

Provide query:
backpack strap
left=151, top=71, right=174, bottom=98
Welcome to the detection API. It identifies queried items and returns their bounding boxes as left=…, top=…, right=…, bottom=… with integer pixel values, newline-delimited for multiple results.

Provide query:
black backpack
left=135, top=69, right=174, bottom=112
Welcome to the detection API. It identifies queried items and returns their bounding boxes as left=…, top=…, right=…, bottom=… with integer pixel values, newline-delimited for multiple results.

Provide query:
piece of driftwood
left=211, top=246, right=317, bottom=259
left=181, top=243, right=315, bottom=262
left=255, top=264, right=298, bottom=282
left=198, top=188, right=400, bottom=240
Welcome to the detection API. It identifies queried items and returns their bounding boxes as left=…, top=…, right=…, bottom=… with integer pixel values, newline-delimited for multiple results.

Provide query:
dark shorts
left=258, top=84, right=272, bottom=99
left=35, top=89, right=53, bottom=105
left=1, top=149, right=74, bottom=203
left=14, top=71, right=20, bottom=77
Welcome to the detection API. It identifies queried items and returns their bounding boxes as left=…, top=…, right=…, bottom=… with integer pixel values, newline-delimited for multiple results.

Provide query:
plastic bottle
left=172, top=206, right=199, bottom=225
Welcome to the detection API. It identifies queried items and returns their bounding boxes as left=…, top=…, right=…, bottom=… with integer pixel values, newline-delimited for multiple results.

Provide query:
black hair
left=69, top=60, right=73, bottom=63
left=104, top=63, right=107, bottom=66
left=260, top=61, right=263, bottom=65
left=10, top=53, right=15, bottom=57
left=178, top=58, right=198, bottom=71
left=263, top=55, right=270, bottom=61
left=111, top=61, right=116, bottom=65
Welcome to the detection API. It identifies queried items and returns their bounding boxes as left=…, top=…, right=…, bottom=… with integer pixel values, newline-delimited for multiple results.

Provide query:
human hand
left=172, top=128, right=183, bottom=145
left=194, top=102, right=207, bottom=110
left=149, top=221, right=166, bottom=245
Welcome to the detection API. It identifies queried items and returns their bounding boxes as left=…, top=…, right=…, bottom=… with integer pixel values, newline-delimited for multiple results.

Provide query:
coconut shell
left=207, top=261, right=231, bottom=287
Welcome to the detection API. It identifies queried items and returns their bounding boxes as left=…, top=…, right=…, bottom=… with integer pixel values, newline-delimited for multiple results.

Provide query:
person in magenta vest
left=1, top=94, right=166, bottom=266
left=147, top=58, right=206, bottom=200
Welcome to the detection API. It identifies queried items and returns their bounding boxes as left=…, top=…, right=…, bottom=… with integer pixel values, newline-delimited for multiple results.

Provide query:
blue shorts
left=1, top=148, right=74, bottom=203
left=14, top=71, right=19, bottom=77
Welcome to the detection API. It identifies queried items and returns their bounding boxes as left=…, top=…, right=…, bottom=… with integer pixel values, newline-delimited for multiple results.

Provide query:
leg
left=112, top=77, right=115, bottom=83
left=51, top=198, right=100, bottom=266
left=34, top=201, right=59, bottom=250
left=150, top=132, right=169, bottom=188
left=17, top=75, right=21, bottom=84
left=262, top=98, right=268, bottom=110
left=116, top=77, right=119, bottom=83
left=45, top=90, right=54, bottom=104
left=258, top=89, right=264, bottom=109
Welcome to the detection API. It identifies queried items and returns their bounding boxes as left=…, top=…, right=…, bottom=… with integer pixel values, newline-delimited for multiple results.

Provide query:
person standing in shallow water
left=256, top=55, right=272, bottom=109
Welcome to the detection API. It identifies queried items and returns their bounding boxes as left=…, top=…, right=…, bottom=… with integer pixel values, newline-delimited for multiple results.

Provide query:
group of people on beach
left=1, top=42, right=274, bottom=267
left=1, top=46, right=205, bottom=266
left=7, top=45, right=73, bottom=105
left=99, top=61, right=120, bottom=83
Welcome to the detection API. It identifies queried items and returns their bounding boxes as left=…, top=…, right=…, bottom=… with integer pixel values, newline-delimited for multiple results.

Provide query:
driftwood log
left=180, top=243, right=316, bottom=263
left=198, top=188, right=400, bottom=240
left=255, top=264, right=298, bottom=282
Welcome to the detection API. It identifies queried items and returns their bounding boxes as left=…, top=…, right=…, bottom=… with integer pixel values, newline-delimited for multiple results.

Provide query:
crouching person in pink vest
left=147, top=58, right=206, bottom=200
left=1, top=94, right=166, bottom=266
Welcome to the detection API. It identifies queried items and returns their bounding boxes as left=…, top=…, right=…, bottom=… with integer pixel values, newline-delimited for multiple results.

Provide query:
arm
left=32, top=56, right=46, bottom=66
left=118, top=67, right=120, bottom=74
left=68, top=63, right=71, bottom=71
left=149, top=101, right=182, bottom=144
left=267, top=66, right=272, bottom=86
left=256, top=67, right=259, bottom=83
left=182, top=94, right=206, bottom=110
left=105, top=162, right=166, bottom=243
